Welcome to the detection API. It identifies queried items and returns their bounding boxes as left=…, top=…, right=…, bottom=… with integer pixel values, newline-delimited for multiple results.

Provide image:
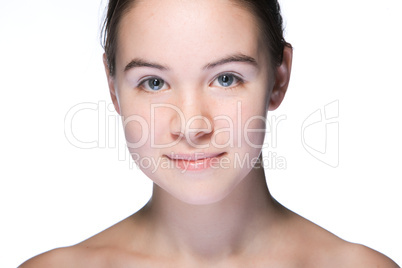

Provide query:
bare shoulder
left=334, top=242, right=399, bottom=268
left=18, top=240, right=135, bottom=268
left=19, top=214, right=152, bottom=268
left=18, top=247, right=85, bottom=268
left=281, top=208, right=399, bottom=267
left=18, top=244, right=133, bottom=268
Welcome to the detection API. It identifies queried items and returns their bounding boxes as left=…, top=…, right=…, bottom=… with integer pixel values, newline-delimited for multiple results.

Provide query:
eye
left=139, top=77, right=168, bottom=92
left=211, top=73, right=242, bottom=88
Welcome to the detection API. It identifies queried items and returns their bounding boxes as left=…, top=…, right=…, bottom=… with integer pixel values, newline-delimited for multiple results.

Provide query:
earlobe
left=268, top=46, right=293, bottom=111
left=103, top=53, right=121, bottom=115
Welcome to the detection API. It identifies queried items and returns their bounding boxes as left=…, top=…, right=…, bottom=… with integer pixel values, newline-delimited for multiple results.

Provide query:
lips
left=167, top=152, right=224, bottom=161
left=165, top=152, right=226, bottom=171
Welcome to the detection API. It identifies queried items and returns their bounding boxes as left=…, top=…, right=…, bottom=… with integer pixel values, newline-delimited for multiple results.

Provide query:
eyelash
left=210, top=72, right=244, bottom=90
left=136, top=73, right=245, bottom=93
left=137, top=76, right=168, bottom=93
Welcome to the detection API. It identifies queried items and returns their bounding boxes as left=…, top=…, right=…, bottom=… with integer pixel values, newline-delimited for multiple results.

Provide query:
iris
left=218, top=75, right=234, bottom=87
left=148, top=78, right=165, bottom=91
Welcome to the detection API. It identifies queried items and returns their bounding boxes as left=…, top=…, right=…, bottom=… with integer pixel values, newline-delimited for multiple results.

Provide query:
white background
left=0, top=0, right=401, bottom=266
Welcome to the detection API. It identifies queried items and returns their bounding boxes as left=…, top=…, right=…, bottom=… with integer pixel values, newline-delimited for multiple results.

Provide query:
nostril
left=171, top=131, right=185, bottom=140
left=168, top=97, right=214, bottom=144
left=186, top=116, right=213, bottom=137
left=169, top=110, right=186, bottom=137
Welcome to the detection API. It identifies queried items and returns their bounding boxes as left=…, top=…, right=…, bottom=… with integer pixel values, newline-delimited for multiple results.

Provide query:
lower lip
left=169, top=154, right=225, bottom=172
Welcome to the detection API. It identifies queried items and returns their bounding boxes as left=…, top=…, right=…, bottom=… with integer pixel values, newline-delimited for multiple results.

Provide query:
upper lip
left=166, top=152, right=225, bottom=161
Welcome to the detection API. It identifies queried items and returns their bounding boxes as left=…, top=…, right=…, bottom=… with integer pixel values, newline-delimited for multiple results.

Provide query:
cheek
left=211, top=105, right=266, bottom=154
left=119, top=100, right=152, bottom=154
left=122, top=102, right=178, bottom=153
left=123, top=116, right=148, bottom=146
left=242, top=115, right=266, bottom=148
left=209, top=95, right=268, bottom=149
left=238, top=104, right=267, bottom=151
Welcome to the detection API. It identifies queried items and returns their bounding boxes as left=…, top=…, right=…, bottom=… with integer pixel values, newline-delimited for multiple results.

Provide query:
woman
left=20, top=0, right=399, bottom=266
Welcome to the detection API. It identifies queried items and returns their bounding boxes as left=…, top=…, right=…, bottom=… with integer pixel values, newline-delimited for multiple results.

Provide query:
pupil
left=148, top=78, right=164, bottom=91
left=219, top=75, right=233, bottom=87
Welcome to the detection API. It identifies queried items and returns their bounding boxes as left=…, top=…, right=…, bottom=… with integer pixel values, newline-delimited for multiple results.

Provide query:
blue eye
left=211, top=74, right=242, bottom=89
left=148, top=78, right=165, bottom=91
left=139, top=77, right=168, bottom=92
left=218, top=75, right=234, bottom=87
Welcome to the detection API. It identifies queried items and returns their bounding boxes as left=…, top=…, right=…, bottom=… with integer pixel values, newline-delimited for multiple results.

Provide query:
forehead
left=116, top=0, right=267, bottom=72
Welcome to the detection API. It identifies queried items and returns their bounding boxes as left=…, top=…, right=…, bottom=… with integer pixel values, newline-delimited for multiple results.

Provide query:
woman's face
left=107, top=0, right=278, bottom=204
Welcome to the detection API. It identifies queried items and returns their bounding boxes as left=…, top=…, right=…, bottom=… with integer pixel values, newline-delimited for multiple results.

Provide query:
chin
left=163, top=177, right=242, bottom=206
left=174, top=192, right=230, bottom=206
left=142, top=157, right=252, bottom=206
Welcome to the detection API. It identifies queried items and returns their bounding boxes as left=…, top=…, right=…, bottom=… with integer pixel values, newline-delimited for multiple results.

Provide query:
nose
left=170, top=93, right=214, bottom=148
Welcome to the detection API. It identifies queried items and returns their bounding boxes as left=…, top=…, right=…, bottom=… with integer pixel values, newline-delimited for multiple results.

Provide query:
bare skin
left=19, top=162, right=399, bottom=267
left=20, top=167, right=398, bottom=267
left=19, top=0, right=399, bottom=267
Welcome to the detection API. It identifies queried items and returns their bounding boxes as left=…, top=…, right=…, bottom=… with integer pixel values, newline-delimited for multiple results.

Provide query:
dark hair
left=101, top=0, right=291, bottom=76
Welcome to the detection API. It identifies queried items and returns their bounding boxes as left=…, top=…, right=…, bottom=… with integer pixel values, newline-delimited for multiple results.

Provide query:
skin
left=20, top=0, right=399, bottom=267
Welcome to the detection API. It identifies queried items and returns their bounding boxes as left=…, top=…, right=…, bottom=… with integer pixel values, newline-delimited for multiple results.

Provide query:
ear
left=268, top=46, right=293, bottom=111
left=103, top=53, right=121, bottom=115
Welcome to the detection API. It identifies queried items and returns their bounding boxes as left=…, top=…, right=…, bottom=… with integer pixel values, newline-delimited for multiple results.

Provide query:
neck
left=142, top=162, right=279, bottom=262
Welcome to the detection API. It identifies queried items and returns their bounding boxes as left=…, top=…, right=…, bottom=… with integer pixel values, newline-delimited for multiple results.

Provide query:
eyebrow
left=124, top=58, right=169, bottom=72
left=203, top=54, right=258, bottom=70
left=123, top=53, right=258, bottom=72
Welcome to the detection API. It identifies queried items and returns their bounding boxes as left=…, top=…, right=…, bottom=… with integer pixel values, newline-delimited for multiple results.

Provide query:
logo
left=301, top=100, right=339, bottom=167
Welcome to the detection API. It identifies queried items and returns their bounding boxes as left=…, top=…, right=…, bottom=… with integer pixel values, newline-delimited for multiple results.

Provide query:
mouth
left=165, top=152, right=226, bottom=171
